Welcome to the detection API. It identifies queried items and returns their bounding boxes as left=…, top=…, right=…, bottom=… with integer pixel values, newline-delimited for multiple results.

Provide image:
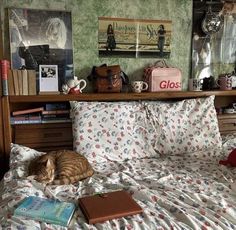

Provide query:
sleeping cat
left=28, top=150, right=94, bottom=185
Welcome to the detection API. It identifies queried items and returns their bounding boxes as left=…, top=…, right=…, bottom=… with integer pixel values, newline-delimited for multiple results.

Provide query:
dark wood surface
left=8, top=90, right=236, bottom=103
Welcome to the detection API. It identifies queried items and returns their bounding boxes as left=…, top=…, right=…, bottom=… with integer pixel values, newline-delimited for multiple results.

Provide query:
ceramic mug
left=131, top=81, right=148, bottom=93
left=217, top=75, right=232, bottom=90
left=62, top=78, right=87, bottom=94
left=188, top=78, right=202, bottom=91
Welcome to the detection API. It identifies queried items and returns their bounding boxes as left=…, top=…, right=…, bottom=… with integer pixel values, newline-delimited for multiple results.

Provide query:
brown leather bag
left=94, top=65, right=122, bottom=93
left=88, top=64, right=129, bottom=93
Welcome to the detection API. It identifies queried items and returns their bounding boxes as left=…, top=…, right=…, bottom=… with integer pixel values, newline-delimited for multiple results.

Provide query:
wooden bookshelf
left=8, top=90, right=236, bottom=103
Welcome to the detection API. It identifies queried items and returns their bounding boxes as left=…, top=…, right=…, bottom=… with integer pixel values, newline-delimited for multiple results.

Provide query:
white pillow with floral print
left=144, top=95, right=222, bottom=155
left=10, top=143, right=44, bottom=166
left=70, top=101, right=159, bottom=163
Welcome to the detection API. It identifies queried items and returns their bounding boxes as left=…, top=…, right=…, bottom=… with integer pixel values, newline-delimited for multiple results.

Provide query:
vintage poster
left=8, top=8, right=73, bottom=91
left=98, top=17, right=172, bottom=58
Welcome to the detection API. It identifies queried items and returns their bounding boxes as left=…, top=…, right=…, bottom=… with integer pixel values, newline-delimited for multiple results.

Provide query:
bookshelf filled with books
left=10, top=103, right=71, bottom=125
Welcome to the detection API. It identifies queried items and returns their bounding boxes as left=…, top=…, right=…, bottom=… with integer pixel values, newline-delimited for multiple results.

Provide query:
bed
left=1, top=95, right=236, bottom=229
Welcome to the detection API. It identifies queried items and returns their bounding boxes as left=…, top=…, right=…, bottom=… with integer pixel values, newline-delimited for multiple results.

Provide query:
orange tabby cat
left=28, top=150, right=94, bottom=185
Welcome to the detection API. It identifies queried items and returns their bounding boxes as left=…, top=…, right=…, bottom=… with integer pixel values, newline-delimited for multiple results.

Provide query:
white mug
left=188, top=78, right=202, bottom=91
left=131, top=81, right=148, bottom=93
left=62, top=78, right=87, bottom=94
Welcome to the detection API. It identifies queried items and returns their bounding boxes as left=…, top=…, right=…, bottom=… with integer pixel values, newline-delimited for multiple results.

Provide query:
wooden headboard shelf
left=1, top=90, right=236, bottom=177
left=8, top=90, right=236, bottom=102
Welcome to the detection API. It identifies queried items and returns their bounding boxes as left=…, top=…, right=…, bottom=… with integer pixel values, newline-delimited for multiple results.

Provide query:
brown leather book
left=78, top=190, right=143, bottom=224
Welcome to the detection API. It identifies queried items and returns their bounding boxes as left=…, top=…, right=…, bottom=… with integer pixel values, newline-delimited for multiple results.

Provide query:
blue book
left=14, top=196, right=76, bottom=227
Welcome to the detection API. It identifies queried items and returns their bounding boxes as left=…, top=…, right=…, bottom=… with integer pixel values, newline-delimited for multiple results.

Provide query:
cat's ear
left=46, top=159, right=52, bottom=168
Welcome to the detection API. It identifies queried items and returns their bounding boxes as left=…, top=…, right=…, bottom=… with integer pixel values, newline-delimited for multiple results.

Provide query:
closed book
left=45, top=103, right=69, bottom=111
left=14, top=196, right=76, bottom=227
left=12, top=69, right=19, bottom=95
left=12, top=107, right=44, bottom=116
left=11, top=119, right=42, bottom=124
left=22, top=69, right=28, bottom=95
left=41, top=118, right=72, bottom=124
left=42, top=114, right=70, bottom=118
left=7, top=69, right=15, bottom=95
left=42, top=110, right=70, bottom=115
left=79, top=190, right=143, bottom=224
left=1, top=59, right=10, bottom=96
left=17, top=70, right=23, bottom=95
left=12, top=113, right=41, bottom=120
left=27, top=70, right=36, bottom=95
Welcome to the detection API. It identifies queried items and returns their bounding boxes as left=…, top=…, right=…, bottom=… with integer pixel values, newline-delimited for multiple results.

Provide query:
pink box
left=147, top=67, right=182, bottom=91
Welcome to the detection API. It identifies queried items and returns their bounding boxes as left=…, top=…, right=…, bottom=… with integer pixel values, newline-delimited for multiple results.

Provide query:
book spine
left=41, top=119, right=71, bottom=124
left=1, top=60, right=10, bottom=96
left=15, top=211, right=66, bottom=227
left=22, top=69, right=28, bottom=95
left=45, top=103, right=68, bottom=111
left=42, top=110, right=70, bottom=115
left=12, top=107, right=44, bottom=116
left=11, top=120, right=42, bottom=124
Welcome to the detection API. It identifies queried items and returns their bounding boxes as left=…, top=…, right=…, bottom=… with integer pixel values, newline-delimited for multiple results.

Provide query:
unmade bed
left=1, top=96, right=236, bottom=229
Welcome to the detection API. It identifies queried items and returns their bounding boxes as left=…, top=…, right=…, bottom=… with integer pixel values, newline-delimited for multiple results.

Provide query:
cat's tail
left=52, top=168, right=94, bottom=185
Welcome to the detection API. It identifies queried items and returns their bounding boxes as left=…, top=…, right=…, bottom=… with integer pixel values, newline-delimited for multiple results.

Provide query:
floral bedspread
left=1, top=135, right=236, bottom=230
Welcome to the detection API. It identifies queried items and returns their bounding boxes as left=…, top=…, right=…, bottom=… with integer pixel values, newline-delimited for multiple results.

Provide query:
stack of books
left=10, top=103, right=71, bottom=124
left=41, top=103, right=71, bottom=123
left=11, top=107, right=43, bottom=124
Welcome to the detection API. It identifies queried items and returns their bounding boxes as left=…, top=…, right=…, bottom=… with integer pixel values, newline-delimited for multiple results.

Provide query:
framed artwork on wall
left=98, top=17, right=172, bottom=58
left=8, top=8, right=74, bottom=91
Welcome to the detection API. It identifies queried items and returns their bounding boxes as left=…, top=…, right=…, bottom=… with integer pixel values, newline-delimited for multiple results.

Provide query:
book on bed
left=14, top=196, right=76, bottom=227
left=78, top=190, right=143, bottom=224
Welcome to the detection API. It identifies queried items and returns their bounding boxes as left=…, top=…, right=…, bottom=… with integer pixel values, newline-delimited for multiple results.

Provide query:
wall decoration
left=191, top=1, right=236, bottom=82
left=8, top=8, right=73, bottom=91
left=39, top=64, right=58, bottom=93
left=98, top=17, right=172, bottom=58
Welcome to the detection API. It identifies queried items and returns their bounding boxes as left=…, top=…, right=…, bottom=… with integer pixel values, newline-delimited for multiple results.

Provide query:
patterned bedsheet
left=0, top=135, right=236, bottom=230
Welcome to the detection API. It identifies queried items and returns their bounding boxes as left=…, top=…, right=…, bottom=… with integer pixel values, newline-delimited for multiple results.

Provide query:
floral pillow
left=10, top=143, right=44, bottom=166
left=70, top=101, right=159, bottom=163
left=8, top=144, right=45, bottom=179
left=144, top=95, right=222, bottom=155
left=70, top=96, right=222, bottom=162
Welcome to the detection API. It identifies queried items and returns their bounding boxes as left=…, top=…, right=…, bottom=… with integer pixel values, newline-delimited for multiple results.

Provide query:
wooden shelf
left=218, top=114, right=236, bottom=119
left=7, top=90, right=236, bottom=103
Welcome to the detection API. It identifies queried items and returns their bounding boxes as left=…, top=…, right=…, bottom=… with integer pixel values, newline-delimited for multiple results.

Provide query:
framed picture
left=8, top=8, right=74, bottom=91
left=39, top=65, right=58, bottom=93
left=98, top=17, right=172, bottom=58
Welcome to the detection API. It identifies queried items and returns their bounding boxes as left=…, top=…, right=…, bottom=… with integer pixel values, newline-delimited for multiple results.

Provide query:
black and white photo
left=8, top=8, right=73, bottom=91
left=39, top=65, right=58, bottom=93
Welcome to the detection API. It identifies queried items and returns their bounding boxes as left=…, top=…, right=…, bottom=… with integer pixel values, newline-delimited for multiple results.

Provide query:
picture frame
left=8, top=8, right=74, bottom=91
left=39, top=65, right=59, bottom=93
